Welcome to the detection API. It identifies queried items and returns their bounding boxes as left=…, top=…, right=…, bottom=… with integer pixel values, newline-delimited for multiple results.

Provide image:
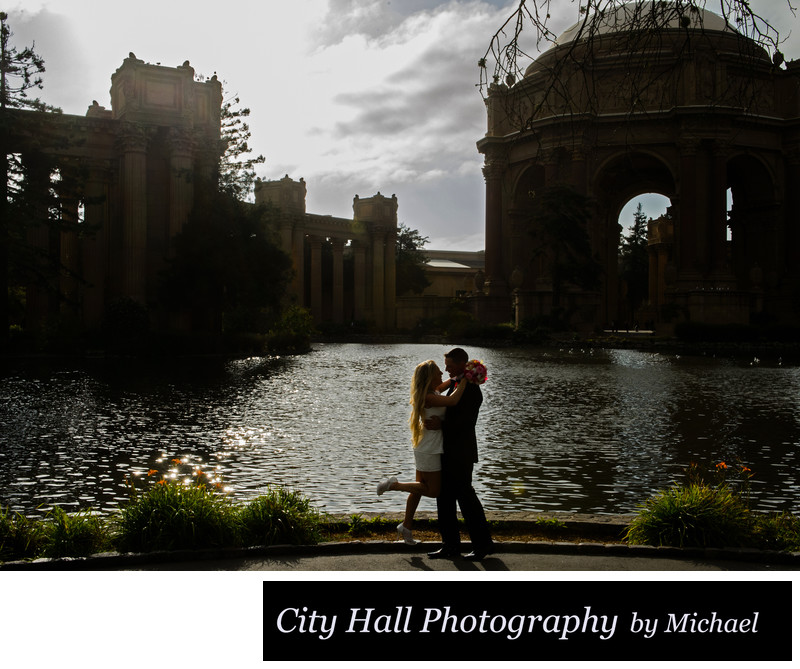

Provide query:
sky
left=5, top=0, right=800, bottom=249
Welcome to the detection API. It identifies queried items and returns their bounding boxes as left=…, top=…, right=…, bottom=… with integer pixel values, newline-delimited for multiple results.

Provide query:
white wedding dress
left=413, top=405, right=445, bottom=472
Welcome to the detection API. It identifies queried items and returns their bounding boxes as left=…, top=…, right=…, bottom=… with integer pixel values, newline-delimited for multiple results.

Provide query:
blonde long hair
left=409, top=360, right=438, bottom=447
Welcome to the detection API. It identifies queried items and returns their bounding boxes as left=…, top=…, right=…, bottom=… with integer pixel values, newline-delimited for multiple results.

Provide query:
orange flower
left=171, top=458, right=182, bottom=464
left=156, top=479, right=167, bottom=486
left=716, top=461, right=728, bottom=469
left=741, top=466, right=752, bottom=473
left=147, top=469, right=158, bottom=477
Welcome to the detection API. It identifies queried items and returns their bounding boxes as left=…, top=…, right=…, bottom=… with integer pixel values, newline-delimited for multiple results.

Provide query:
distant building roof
left=425, top=258, right=471, bottom=269
left=422, top=249, right=484, bottom=270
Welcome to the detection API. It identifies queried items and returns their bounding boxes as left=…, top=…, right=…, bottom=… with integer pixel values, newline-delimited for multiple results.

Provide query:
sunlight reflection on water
left=1, top=343, right=799, bottom=517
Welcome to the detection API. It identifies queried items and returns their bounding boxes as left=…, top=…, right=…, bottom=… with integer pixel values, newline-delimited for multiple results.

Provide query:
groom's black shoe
left=427, top=547, right=461, bottom=560
left=463, top=542, right=495, bottom=561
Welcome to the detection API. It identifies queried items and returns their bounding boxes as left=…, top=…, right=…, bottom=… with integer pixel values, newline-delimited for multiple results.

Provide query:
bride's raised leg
left=377, top=476, right=398, bottom=496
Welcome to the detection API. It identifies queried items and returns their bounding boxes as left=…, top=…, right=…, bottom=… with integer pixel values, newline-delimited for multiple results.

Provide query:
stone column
left=279, top=219, right=299, bottom=304
left=482, top=151, right=507, bottom=295
left=372, top=227, right=385, bottom=328
left=81, top=161, right=111, bottom=330
left=383, top=228, right=396, bottom=329
left=167, top=127, right=195, bottom=244
left=331, top=237, right=345, bottom=324
left=785, top=148, right=800, bottom=275
left=710, top=142, right=730, bottom=277
left=117, top=123, right=149, bottom=304
left=24, top=156, right=54, bottom=332
left=58, top=175, right=80, bottom=316
left=353, top=241, right=366, bottom=322
left=292, top=222, right=305, bottom=307
left=678, top=141, right=698, bottom=277
left=309, top=235, right=323, bottom=322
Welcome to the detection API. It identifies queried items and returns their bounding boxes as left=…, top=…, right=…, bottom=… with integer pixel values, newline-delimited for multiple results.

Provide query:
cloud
left=6, top=0, right=796, bottom=252
left=3, top=6, right=91, bottom=112
left=269, top=0, right=509, bottom=229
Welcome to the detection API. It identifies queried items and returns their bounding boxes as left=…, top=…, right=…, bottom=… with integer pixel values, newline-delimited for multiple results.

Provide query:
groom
left=426, top=347, right=494, bottom=560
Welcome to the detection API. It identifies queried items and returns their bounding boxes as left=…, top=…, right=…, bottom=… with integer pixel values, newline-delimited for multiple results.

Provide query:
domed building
left=476, top=2, right=800, bottom=331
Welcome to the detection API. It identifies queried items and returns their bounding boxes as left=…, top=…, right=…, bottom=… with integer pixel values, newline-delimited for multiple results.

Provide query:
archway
left=477, top=5, right=800, bottom=331
left=618, top=193, right=671, bottom=329
left=592, top=152, right=675, bottom=327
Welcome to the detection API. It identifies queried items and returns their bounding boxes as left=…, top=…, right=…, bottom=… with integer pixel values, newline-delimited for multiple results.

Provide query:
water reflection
left=0, top=344, right=798, bottom=517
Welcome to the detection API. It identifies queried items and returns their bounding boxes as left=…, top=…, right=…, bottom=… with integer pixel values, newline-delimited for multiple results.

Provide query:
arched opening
left=593, top=152, right=675, bottom=328
left=617, top=193, right=671, bottom=329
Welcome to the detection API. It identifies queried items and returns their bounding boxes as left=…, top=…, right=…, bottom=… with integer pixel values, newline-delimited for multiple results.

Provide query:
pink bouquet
left=464, top=359, right=488, bottom=384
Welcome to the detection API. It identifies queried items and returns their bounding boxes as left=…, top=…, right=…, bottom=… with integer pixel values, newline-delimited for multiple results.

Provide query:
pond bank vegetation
left=1, top=460, right=798, bottom=565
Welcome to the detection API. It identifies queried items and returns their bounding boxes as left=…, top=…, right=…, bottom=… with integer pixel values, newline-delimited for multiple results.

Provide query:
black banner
left=263, top=580, right=791, bottom=662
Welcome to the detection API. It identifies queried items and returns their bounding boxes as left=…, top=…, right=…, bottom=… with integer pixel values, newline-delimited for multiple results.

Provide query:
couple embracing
left=377, top=347, right=495, bottom=561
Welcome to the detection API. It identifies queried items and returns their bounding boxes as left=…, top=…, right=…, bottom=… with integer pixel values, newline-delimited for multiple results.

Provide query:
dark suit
left=436, top=379, right=492, bottom=550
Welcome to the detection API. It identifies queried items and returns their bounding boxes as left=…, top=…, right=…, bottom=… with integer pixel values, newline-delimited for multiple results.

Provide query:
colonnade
left=256, top=177, right=398, bottom=329
left=17, top=55, right=224, bottom=333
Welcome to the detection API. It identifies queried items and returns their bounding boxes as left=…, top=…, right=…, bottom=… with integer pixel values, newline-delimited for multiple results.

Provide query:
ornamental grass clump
left=116, top=479, right=239, bottom=553
left=40, top=507, right=110, bottom=558
left=0, top=506, right=46, bottom=562
left=238, top=487, right=321, bottom=547
left=625, top=460, right=761, bottom=549
left=752, top=512, right=800, bottom=552
left=624, top=482, right=753, bottom=548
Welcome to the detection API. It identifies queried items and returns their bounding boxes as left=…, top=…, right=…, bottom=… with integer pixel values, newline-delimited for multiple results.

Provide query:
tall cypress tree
left=619, top=202, right=650, bottom=319
left=0, top=11, right=53, bottom=341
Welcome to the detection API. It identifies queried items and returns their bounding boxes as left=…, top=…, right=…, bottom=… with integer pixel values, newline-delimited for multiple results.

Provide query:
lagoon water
left=1, top=343, right=799, bottom=518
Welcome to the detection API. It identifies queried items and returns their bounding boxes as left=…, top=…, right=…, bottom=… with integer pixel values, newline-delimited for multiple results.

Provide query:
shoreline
left=3, top=333, right=800, bottom=364
left=3, top=510, right=800, bottom=570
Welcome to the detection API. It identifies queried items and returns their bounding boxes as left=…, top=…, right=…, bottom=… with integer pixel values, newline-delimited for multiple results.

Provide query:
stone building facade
left=12, top=56, right=402, bottom=334
left=476, top=4, right=800, bottom=331
left=11, top=55, right=223, bottom=333
left=255, top=176, right=398, bottom=329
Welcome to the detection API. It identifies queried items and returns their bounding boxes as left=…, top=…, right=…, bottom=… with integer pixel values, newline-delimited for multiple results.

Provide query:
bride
left=376, top=359, right=469, bottom=544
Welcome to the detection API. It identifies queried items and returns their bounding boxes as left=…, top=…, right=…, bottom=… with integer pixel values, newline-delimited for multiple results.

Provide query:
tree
left=159, top=181, right=292, bottom=334
left=479, top=0, right=790, bottom=130
left=1, top=11, right=48, bottom=340
left=619, top=202, right=650, bottom=318
left=528, top=184, right=602, bottom=314
left=395, top=223, right=431, bottom=296
left=217, top=92, right=265, bottom=201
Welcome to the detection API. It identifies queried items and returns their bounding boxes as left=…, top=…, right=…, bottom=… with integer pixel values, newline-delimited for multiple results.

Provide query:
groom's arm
left=424, top=415, right=442, bottom=430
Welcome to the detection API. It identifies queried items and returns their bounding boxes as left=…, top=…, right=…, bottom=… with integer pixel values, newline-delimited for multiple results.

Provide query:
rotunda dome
left=554, top=1, right=732, bottom=47
left=524, top=1, right=740, bottom=78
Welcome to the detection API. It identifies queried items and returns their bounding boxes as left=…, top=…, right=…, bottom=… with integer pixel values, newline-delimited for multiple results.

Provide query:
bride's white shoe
left=377, top=476, right=397, bottom=496
left=397, top=522, right=416, bottom=545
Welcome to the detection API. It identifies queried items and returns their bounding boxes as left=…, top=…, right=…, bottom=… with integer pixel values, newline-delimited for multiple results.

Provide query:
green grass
left=0, top=506, right=47, bottom=561
left=40, top=507, right=110, bottom=558
left=0, top=481, right=323, bottom=563
left=625, top=475, right=800, bottom=551
left=3, top=472, right=800, bottom=563
left=116, top=480, right=239, bottom=553
left=239, top=487, right=321, bottom=546
left=624, top=483, right=753, bottom=548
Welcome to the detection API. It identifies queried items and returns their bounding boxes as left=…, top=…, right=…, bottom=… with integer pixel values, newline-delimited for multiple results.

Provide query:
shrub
left=40, top=507, right=110, bottom=558
left=238, top=488, right=321, bottom=546
left=267, top=305, right=316, bottom=353
left=625, top=483, right=753, bottom=548
left=116, top=480, right=238, bottom=553
left=0, top=506, right=46, bottom=561
left=752, top=512, right=800, bottom=552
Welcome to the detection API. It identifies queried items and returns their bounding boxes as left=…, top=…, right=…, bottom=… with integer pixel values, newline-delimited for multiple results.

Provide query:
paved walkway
left=126, top=542, right=800, bottom=571
left=4, top=539, right=797, bottom=572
